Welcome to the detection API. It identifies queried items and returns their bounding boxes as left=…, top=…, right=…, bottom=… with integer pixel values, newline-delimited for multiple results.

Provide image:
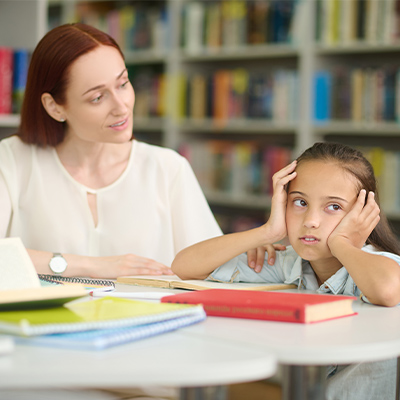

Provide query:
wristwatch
left=49, top=253, right=68, bottom=274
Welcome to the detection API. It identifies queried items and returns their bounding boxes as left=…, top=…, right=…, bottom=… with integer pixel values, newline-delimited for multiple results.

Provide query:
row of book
left=0, top=47, right=29, bottom=115
left=315, top=0, right=400, bottom=45
left=178, top=69, right=299, bottom=123
left=361, top=146, right=400, bottom=215
left=182, top=0, right=302, bottom=53
left=130, top=69, right=166, bottom=118
left=74, top=2, right=170, bottom=53
left=213, top=212, right=267, bottom=234
left=313, top=66, right=400, bottom=123
left=179, top=141, right=293, bottom=197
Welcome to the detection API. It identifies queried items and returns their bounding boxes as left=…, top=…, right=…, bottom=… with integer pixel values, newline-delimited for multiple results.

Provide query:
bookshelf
left=1, top=0, right=400, bottom=234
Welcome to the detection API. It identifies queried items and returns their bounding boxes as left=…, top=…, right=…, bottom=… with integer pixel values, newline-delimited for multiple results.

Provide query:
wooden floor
left=228, top=380, right=282, bottom=400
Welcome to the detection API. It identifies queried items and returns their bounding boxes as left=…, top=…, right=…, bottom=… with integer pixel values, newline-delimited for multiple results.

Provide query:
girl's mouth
left=300, top=236, right=319, bottom=244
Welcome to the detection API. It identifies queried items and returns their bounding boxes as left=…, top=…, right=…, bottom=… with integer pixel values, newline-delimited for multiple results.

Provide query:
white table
left=181, top=299, right=400, bottom=400
left=0, top=293, right=277, bottom=400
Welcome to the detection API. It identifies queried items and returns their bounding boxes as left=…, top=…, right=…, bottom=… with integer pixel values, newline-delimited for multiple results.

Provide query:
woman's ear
left=41, top=93, right=66, bottom=123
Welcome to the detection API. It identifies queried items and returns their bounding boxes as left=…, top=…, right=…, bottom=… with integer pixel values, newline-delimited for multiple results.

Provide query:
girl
left=172, top=141, right=400, bottom=399
left=172, top=142, right=400, bottom=306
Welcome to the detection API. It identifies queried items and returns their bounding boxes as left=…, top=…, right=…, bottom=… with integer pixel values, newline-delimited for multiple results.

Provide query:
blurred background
left=1, top=0, right=400, bottom=236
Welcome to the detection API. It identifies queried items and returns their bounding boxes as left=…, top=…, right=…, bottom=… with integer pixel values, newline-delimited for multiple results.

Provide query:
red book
left=0, top=47, right=13, bottom=114
left=161, top=289, right=357, bottom=324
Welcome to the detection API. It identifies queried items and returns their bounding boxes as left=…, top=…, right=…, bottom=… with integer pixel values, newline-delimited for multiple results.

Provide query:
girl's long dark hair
left=296, top=142, right=400, bottom=255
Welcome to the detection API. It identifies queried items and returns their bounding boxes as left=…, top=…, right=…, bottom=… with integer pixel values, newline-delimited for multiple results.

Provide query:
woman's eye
left=91, top=95, right=102, bottom=103
left=327, top=204, right=341, bottom=211
left=121, top=80, right=130, bottom=88
left=293, top=199, right=306, bottom=207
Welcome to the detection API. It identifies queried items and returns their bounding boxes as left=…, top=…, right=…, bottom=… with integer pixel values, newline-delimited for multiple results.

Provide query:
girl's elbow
left=369, top=282, right=400, bottom=307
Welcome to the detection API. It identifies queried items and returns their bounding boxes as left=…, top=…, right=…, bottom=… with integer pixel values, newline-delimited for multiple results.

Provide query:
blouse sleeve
left=169, top=156, right=222, bottom=255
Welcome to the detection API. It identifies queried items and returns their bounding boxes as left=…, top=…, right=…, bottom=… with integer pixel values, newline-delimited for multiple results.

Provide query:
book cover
left=116, top=274, right=296, bottom=291
left=0, top=296, right=205, bottom=337
left=16, top=312, right=205, bottom=351
left=161, top=289, right=357, bottom=324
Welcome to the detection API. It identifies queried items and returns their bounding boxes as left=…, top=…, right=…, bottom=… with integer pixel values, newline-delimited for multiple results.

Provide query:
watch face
left=49, top=255, right=67, bottom=274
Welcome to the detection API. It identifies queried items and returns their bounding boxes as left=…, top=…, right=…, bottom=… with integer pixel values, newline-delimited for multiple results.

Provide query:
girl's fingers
left=272, top=161, right=297, bottom=181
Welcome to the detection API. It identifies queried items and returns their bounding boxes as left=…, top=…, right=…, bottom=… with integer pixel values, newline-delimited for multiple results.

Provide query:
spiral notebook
left=38, top=274, right=115, bottom=294
left=0, top=296, right=205, bottom=337
left=16, top=312, right=206, bottom=350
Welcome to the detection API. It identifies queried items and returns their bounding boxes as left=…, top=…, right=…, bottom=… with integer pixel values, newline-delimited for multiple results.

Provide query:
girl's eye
left=327, top=204, right=342, bottom=211
left=293, top=199, right=307, bottom=207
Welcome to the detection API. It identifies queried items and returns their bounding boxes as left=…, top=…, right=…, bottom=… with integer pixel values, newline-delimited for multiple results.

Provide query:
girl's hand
left=88, top=254, right=174, bottom=279
left=328, top=190, right=380, bottom=255
left=247, top=243, right=287, bottom=272
left=263, top=161, right=297, bottom=243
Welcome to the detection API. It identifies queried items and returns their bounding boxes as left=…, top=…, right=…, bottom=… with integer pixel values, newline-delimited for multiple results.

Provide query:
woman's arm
left=27, top=249, right=174, bottom=278
left=172, top=161, right=297, bottom=280
left=328, top=190, right=400, bottom=307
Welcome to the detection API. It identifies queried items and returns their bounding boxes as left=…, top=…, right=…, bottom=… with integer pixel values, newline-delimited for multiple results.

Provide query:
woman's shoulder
left=133, top=140, right=188, bottom=168
left=0, top=135, right=34, bottom=159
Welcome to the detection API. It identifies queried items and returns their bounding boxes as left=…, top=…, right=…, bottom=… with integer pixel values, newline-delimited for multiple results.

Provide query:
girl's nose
left=303, top=209, right=320, bottom=229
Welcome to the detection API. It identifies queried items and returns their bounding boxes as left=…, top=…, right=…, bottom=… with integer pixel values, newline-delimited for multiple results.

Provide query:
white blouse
left=0, top=136, right=222, bottom=266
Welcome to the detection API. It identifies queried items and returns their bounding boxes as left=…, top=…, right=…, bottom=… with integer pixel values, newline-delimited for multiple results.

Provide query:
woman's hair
left=18, top=23, right=124, bottom=147
left=296, top=142, right=400, bottom=255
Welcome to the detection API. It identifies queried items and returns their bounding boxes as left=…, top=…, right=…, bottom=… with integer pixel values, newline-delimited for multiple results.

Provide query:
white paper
left=0, top=237, right=40, bottom=291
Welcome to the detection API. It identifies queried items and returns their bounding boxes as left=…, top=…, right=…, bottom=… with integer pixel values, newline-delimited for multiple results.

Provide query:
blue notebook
left=16, top=312, right=206, bottom=350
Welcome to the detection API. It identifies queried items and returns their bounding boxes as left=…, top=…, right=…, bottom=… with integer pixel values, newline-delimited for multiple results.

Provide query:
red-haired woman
left=0, top=23, right=223, bottom=278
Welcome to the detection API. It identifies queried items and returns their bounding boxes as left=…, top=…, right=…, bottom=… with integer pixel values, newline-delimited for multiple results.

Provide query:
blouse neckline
left=51, top=140, right=136, bottom=194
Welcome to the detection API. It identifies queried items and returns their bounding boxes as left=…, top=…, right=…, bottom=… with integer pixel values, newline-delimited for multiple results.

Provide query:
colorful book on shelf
left=0, top=237, right=86, bottom=310
left=0, top=47, right=13, bottom=114
left=116, top=274, right=296, bottom=291
left=0, top=296, right=205, bottom=337
left=16, top=311, right=205, bottom=351
left=38, top=274, right=115, bottom=294
left=161, top=289, right=357, bottom=324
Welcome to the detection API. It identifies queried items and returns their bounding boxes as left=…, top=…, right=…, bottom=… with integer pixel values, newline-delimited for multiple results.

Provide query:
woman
left=0, top=23, right=223, bottom=278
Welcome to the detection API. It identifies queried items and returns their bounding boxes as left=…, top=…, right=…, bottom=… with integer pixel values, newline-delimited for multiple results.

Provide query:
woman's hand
left=328, top=190, right=380, bottom=256
left=88, top=254, right=174, bottom=279
left=246, top=243, right=287, bottom=272
left=263, top=161, right=297, bottom=243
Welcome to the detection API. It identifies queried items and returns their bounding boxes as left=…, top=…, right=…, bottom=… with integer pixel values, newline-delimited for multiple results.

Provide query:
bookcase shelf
left=0, top=115, right=20, bottom=128
left=179, top=119, right=297, bottom=134
left=180, top=44, right=299, bottom=62
left=2, top=0, right=400, bottom=235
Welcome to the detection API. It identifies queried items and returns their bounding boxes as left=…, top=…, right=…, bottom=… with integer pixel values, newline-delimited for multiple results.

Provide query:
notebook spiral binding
left=38, top=274, right=115, bottom=288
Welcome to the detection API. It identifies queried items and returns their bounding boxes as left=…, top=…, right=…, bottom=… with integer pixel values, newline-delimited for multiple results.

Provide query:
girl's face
left=286, top=160, right=359, bottom=264
left=60, top=45, right=135, bottom=145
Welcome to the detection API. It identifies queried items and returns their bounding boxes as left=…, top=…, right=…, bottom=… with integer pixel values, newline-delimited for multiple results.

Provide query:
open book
left=117, top=274, right=296, bottom=291
left=0, top=237, right=87, bottom=310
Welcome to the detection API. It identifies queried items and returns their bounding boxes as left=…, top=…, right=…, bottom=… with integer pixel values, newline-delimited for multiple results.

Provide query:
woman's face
left=60, top=45, right=135, bottom=145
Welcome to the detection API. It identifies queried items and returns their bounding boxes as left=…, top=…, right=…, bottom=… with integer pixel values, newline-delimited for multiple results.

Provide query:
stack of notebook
left=0, top=296, right=206, bottom=350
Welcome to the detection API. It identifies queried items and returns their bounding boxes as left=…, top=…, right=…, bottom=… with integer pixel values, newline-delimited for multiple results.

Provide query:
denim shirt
left=207, top=244, right=400, bottom=302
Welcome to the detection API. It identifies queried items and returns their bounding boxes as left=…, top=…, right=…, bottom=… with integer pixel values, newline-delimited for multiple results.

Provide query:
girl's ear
left=41, top=93, right=66, bottom=123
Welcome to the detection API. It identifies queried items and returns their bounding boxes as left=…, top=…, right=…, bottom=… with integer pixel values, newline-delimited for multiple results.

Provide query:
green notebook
left=0, top=297, right=205, bottom=337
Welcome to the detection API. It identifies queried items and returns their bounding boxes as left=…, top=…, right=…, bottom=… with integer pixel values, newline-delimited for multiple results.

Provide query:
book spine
left=12, top=49, right=29, bottom=114
left=163, top=299, right=304, bottom=323
left=0, top=47, right=13, bottom=114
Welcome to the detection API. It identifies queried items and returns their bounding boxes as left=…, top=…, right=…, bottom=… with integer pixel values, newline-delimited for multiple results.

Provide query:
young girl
left=172, top=141, right=400, bottom=399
